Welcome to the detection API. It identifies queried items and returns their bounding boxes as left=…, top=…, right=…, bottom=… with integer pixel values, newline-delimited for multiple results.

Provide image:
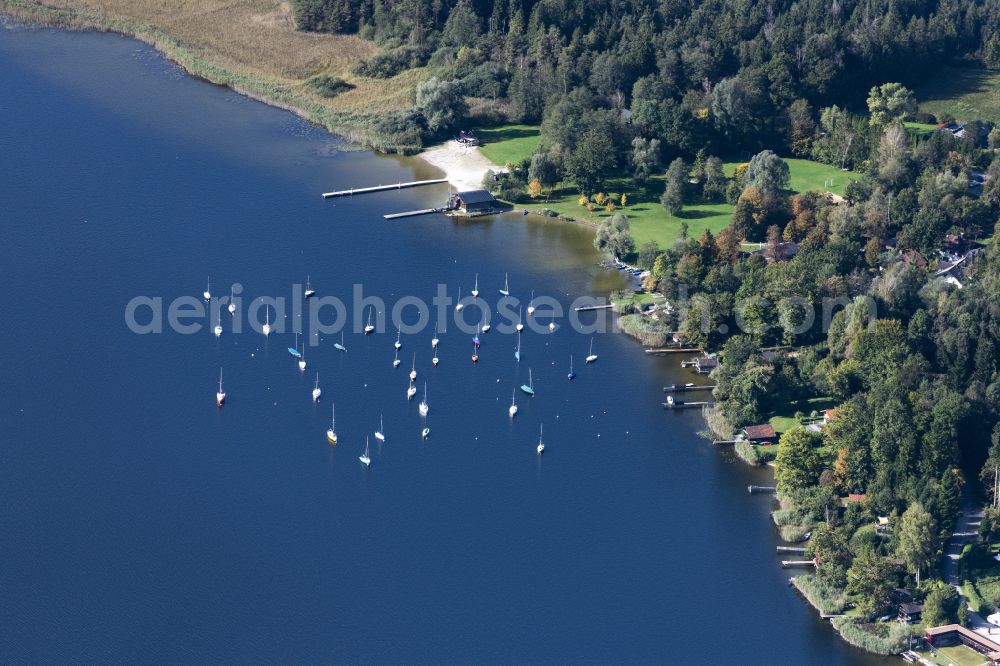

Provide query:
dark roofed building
left=448, top=190, right=498, bottom=214
left=750, top=241, right=800, bottom=263
left=694, top=356, right=719, bottom=373
left=743, top=424, right=776, bottom=442
left=901, top=250, right=927, bottom=269
left=898, top=601, right=923, bottom=624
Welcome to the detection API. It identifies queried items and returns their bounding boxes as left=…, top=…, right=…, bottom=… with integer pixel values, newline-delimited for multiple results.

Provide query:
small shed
left=898, top=602, right=923, bottom=624
left=743, top=424, right=776, bottom=443
left=694, top=356, right=719, bottom=374
left=448, top=190, right=497, bottom=214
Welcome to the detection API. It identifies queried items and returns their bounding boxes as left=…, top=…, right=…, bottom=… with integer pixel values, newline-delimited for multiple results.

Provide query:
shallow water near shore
left=0, top=25, right=889, bottom=663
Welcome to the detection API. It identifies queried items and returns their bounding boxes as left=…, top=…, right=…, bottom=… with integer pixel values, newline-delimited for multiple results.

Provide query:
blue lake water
left=0, top=24, right=888, bottom=663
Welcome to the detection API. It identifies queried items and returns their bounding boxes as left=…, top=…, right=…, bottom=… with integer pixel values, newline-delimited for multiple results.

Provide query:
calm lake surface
left=0, top=25, right=889, bottom=663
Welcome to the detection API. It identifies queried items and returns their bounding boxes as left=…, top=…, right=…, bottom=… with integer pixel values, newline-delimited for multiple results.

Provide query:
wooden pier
left=712, top=439, right=738, bottom=445
left=322, top=178, right=447, bottom=198
left=748, top=485, right=776, bottom=494
left=662, top=401, right=715, bottom=409
left=645, top=347, right=702, bottom=354
left=663, top=384, right=716, bottom=393
left=781, top=560, right=816, bottom=568
left=777, top=546, right=807, bottom=554
left=574, top=304, right=613, bottom=312
left=383, top=208, right=441, bottom=220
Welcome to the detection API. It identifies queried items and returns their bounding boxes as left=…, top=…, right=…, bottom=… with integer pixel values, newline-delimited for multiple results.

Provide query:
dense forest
left=293, top=0, right=1000, bottom=648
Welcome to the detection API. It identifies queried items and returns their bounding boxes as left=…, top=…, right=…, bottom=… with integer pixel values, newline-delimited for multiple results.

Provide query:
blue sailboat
left=567, top=355, right=576, bottom=380
left=520, top=368, right=535, bottom=396
left=288, top=333, right=302, bottom=358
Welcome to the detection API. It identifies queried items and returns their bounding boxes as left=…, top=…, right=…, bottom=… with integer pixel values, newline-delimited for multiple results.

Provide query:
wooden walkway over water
left=322, top=178, right=447, bottom=199
left=383, top=208, right=442, bottom=220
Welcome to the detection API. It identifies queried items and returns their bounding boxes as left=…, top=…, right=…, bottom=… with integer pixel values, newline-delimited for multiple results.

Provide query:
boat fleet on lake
left=205, top=273, right=600, bottom=465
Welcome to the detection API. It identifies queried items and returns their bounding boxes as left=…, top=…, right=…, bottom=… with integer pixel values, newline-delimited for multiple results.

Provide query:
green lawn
left=920, top=645, right=990, bottom=666
left=476, top=124, right=860, bottom=248
left=476, top=125, right=541, bottom=165
left=905, top=121, right=939, bottom=140
left=768, top=397, right=838, bottom=435
left=913, top=65, right=1000, bottom=124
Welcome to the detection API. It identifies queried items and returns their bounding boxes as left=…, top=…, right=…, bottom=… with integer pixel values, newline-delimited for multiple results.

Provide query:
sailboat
left=431, top=324, right=440, bottom=348
left=422, top=426, right=430, bottom=439
left=359, top=437, right=371, bottom=466
left=548, top=314, right=556, bottom=332
left=418, top=382, right=428, bottom=416
left=520, top=368, right=535, bottom=396
left=216, top=368, right=226, bottom=407
left=288, top=333, right=302, bottom=358
left=203, top=276, right=211, bottom=301
left=499, top=272, right=510, bottom=296
left=213, top=316, right=222, bottom=338
left=304, top=275, right=315, bottom=298
left=508, top=390, right=518, bottom=417
left=585, top=337, right=598, bottom=363
left=262, top=307, right=271, bottom=336
left=393, top=348, right=401, bottom=368
left=298, top=342, right=307, bottom=371
left=409, top=354, right=417, bottom=381
left=471, top=273, right=479, bottom=298
left=364, top=306, right=375, bottom=335
left=455, top=287, right=464, bottom=311
left=374, top=414, right=385, bottom=442
left=407, top=380, right=417, bottom=400
left=228, top=285, right=236, bottom=315
left=394, top=329, right=401, bottom=350
left=312, top=372, right=321, bottom=402
left=567, top=355, right=577, bottom=380
left=432, top=346, right=439, bottom=366
left=326, top=403, right=338, bottom=444
left=481, top=317, right=491, bottom=333
left=473, top=325, right=481, bottom=348
left=334, top=331, right=346, bottom=352
left=527, top=290, right=535, bottom=316
left=516, top=306, right=524, bottom=332
left=514, top=331, right=521, bottom=362
left=536, top=424, right=545, bottom=456
left=472, top=341, right=479, bottom=363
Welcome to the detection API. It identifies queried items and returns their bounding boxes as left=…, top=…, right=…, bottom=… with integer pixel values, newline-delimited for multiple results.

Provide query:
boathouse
left=694, top=356, right=719, bottom=374
left=742, top=424, right=776, bottom=443
left=925, top=624, right=1000, bottom=663
left=448, top=190, right=498, bottom=214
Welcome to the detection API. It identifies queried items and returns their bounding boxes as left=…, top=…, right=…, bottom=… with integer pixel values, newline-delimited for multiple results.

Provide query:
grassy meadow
left=914, top=64, right=1000, bottom=123
left=476, top=125, right=860, bottom=248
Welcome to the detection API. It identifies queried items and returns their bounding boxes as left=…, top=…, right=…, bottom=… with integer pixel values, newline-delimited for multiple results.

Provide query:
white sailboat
left=471, top=273, right=479, bottom=298
left=298, top=338, right=307, bottom=371
left=227, top=285, right=236, bottom=315
left=375, top=414, right=385, bottom=442
left=481, top=316, right=491, bottom=333
left=508, top=390, right=517, bottom=417
left=455, top=287, right=464, bottom=311
left=312, top=372, right=321, bottom=402
left=527, top=290, right=535, bottom=316
left=499, top=272, right=510, bottom=296
left=334, top=331, right=346, bottom=352
left=393, top=348, right=401, bottom=368
left=394, top=329, right=401, bottom=350
left=304, top=275, right=315, bottom=298
left=364, top=306, right=375, bottom=335
left=536, top=424, right=545, bottom=456
left=216, top=368, right=226, bottom=407
left=262, top=306, right=271, bottom=336
left=407, top=380, right=417, bottom=400
left=432, top=347, right=439, bottom=366
left=213, top=316, right=222, bottom=338
left=516, top=306, right=524, bottom=332
left=422, top=427, right=430, bottom=439
left=359, top=437, right=371, bottom=466
left=326, top=403, right=338, bottom=444
left=432, top=324, right=440, bottom=348
left=203, top=276, right=211, bottom=301
left=585, top=337, right=598, bottom=363
left=418, top=382, right=428, bottom=416
left=548, top=314, right=556, bottom=332
left=409, top=354, right=417, bottom=381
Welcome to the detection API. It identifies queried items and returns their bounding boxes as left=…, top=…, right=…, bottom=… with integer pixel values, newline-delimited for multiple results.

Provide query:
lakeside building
left=447, top=190, right=499, bottom=215
left=925, top=624, right=1000, bottom=664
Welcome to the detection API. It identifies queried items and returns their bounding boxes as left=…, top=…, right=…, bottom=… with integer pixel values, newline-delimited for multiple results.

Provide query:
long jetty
left=322, top=178, right=447, bottom=198
left=645, top=347, right=702, bottom=354
left=384, top=208, right=441, bottom=220
left=748, top=485, right=777, bottom=494
left=574, top=304, right=613, bottom=312
left=663, top=384, right=716, bottom=393
left=662, top=401, right=715, bottom=409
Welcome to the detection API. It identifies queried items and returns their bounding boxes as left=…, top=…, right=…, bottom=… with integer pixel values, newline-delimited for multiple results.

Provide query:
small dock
left=383, top=208, right=442, bottom=220
left=574, top=304, right=613, bottom=312
left=777, top=546, right=807, bottom=554
left=322, top=178, right=447, bottom=198
left=748, top=485, right=776, bottom=494
left=662, top=401, right=714, bottom=409
left=781, top=560, right=816, bottom=569
left=712, top=439, right=738, bottom=445
left=645, top=347, right=702, bottom=354
left=663, top=384, right=716, bottom=393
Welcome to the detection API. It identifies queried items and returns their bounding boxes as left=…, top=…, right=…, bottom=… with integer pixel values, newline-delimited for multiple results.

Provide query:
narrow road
left=945, top=488, right=993, bottom=636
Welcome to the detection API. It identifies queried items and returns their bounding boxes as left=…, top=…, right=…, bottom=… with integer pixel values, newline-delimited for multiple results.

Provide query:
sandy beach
left=417, top=140, right=504, bottom=191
